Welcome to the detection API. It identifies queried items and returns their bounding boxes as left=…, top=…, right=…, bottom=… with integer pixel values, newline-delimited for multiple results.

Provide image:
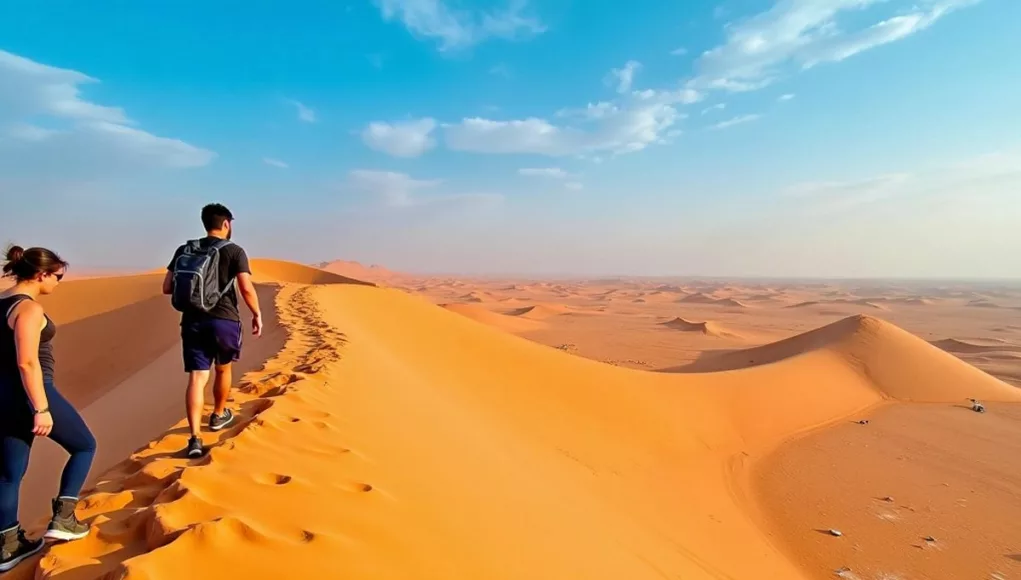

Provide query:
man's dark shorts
left=181, top=318, right=243, bottom=372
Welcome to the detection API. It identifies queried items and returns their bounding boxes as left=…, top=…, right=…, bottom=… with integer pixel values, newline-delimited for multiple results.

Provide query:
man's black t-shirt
left=167, top=237, right=252, bottom=323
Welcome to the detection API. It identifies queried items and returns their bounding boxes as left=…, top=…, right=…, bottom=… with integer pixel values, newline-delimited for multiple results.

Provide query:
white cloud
left=445, top=89, right=695, bottom=157
left=702, top=103, right=726, bottom=115
left=374, top=0, right=545, bottom=51
left=607, top=60, right=642, bottom=93
left=564, top=181, right=584, bottom=191
left=0, top=50, right=214, bottom=173
left=670, top=47, right=688, bottom=56
left=778, top=93, right=796, bottom=102
left=711, top=114, right=761, bottom=130
left=286, top=99, right=317, bottom=123
left=346, top=169, right=502, bottom=208
left=689, top=0, right=981, bottom=93
left=263, top=157, right=289, bottom=169
left=519, top=167, right=569, bottom=179
left=362, top=118, right=437, bottom=158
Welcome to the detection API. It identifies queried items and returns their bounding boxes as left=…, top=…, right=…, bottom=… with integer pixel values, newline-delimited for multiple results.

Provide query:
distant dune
left=660, top=317, right=742, bottom=339
left=441, top=303, right=544, bottom=333
left=931, top=338, right=1021, bottom=354
left=316, top=259, right=396, bottom=283
left=257, top=259, right=374, bottom=286
left=458, top=291, right=494, bottom=303
left=506, top=303, right=578, bottom=319
left=788, top=298, right=888, bottom=310
left=665, top=314, right=1018, bottom=401
left=679, top=293, right=749, bottom=308
left=968, top=299, right=1003, bottom=308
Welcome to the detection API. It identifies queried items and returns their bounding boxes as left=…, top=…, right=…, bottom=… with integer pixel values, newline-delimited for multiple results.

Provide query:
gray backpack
left=170, top=239, right=235, bottom=313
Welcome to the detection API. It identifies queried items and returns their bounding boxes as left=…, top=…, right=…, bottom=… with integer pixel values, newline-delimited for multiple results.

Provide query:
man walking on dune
left=163, top=203, right=263, bottom=458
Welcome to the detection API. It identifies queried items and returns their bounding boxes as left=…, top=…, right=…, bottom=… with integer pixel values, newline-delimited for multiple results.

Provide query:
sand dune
left=505, top=303, right=577, bottom=319
left=441, top=303, right=544, bottom=333
left=458, top=291, right=494, bottom=303
left=665, top=314, right=1019, bottom=401
left=255, top=259, right=374, bottom=286
left=789, top=298, right=889, bottom=310
left=317, top=260, right=396, bottom=283
left=932, top=338, right=1021, bottom=354
left=9, top=267, right=1021, bottom=579
left=679, top=293, right=749, bottom=308
left=660, top=317, right=743, bottom=339
left=969, top=299, right=1003, bottom=308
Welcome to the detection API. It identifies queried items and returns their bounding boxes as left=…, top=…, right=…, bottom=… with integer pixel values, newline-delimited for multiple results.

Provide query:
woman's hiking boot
left=43, top=497, right=90, bottom=541
left=0, top=524, right=44, bottom=572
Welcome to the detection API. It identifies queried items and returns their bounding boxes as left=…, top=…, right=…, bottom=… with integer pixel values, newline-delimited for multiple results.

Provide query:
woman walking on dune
left=0, top=246, right=95, bottom=572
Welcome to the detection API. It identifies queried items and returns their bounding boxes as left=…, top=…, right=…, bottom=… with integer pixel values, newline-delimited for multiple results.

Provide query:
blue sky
left=1, top=0, right=1019, bottom=277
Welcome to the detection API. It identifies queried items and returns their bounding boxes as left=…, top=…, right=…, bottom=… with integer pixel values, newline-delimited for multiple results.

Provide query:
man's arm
left=234, top=248, right=262, bottom=336
left=163, top=247, right=181, bottom=295
left=162, top=270, right=173, bottom=295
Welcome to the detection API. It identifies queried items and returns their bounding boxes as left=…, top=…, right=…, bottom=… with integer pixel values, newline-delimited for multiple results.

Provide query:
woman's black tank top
left=0, top=294, right=56, bottom=383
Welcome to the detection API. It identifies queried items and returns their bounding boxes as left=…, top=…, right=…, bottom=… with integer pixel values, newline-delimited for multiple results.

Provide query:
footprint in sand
left=253, top=473, right=293, bottom=486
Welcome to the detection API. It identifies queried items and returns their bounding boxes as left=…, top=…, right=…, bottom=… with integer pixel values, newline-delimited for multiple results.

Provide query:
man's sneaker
left=186, top=436, right=204, bottom=458
left=43, top=497, right=90, bottom=542
left=0, top=524, right=44, bottom=572
left=208, top=408, right=234, bottom=432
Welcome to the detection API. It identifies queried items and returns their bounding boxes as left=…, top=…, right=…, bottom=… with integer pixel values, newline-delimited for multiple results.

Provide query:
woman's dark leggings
left=0, top=381, right=96, bottom=529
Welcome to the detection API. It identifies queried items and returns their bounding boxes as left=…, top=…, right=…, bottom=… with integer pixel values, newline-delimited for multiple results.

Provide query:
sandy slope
left=756, top=403, right=1021, bottom=579
left=15, top=261, right=354, bottom=530
left=11, top=269, right=1019, bottom=579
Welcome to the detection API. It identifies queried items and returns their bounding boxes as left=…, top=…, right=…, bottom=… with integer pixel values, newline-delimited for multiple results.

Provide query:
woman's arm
left=12, top=301, right=49, bottom=412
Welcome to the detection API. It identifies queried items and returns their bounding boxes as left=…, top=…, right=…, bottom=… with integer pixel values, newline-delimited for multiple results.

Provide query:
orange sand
left=5, top=267, right=1021, bottom=579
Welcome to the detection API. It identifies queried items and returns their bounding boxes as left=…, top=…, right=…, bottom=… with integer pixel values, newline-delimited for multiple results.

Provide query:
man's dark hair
left=201, top=203, right=234, bottom=232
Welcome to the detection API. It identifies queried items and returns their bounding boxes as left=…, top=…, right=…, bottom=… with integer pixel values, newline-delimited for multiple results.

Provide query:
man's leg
left=212, top=363, right=231, bottom=416
left=208, top=319, right=242, bottom=431
left=186, top=370, right=211, bottom=438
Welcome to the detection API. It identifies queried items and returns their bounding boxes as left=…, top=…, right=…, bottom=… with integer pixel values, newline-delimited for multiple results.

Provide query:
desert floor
left=6, top=262, right=1020, bottom=579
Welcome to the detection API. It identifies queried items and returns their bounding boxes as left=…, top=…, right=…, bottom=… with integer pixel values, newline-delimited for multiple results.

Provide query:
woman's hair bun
left=5, top=245, right=25, bottom=263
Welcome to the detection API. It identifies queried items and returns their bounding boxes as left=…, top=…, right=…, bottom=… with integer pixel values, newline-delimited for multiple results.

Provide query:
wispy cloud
left=778, top=93, right=796, bottom=102
left=607, top=60, right=642, bottom=93
left=346, top=169, right=502, bottom=208
left=564, top=181, right=584, bottom=191
left=783, top=151, right=1021, bottom=215
left=702, top=103, right=726, bottom=115
left=711, top=114, right=761, bottom=130
left=362, top=117, right=437, bottom=158
left=0, top=49, right=214, bottom=175
left=263, top=157, right=289, bottom=169
left=374, top=0, right=546, bottom=51
left=689, top=0, right=982, bottom=93
left=670, top=47, right=688, bottom=56
left=445, top=89, right=697, bottom=157
left=519, top=167, right=569, bottom=179
left=285, top=99, right=317, bottom=123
